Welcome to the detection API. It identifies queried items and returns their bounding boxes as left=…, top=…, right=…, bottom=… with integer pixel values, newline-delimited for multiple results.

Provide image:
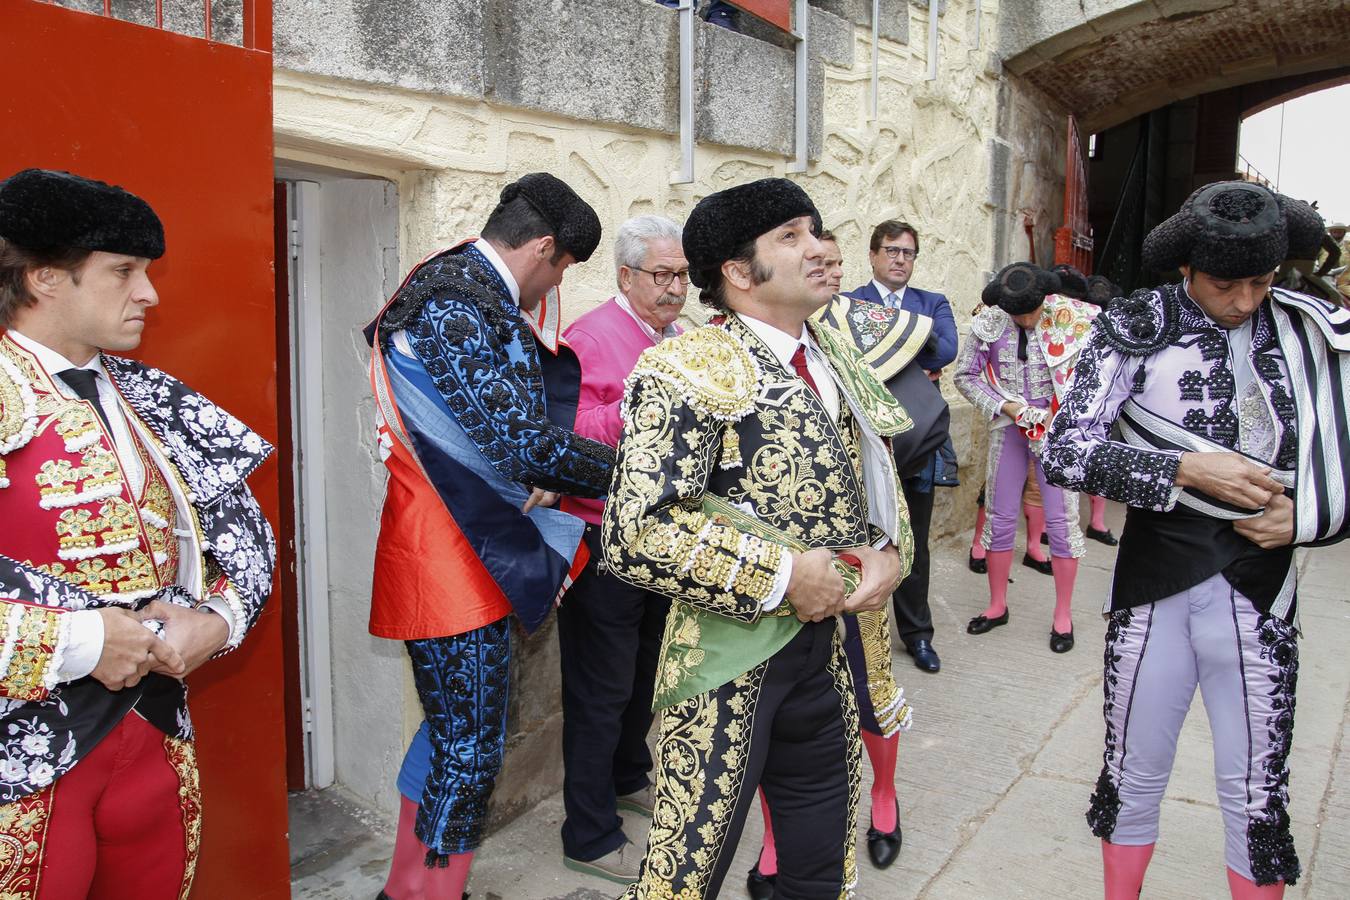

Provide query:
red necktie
left=790, top=344, right=820, bottom=397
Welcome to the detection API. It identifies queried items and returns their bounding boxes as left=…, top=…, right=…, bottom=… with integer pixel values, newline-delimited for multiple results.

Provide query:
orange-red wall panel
left=0, top=2, right=288, bottom=897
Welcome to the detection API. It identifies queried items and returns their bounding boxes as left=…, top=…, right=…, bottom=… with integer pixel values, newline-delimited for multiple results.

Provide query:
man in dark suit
left=846, top=220, right=957, bottom=673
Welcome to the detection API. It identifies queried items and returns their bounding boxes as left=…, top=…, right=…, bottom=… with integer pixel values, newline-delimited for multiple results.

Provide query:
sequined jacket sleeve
left=952, top=329, right=1005, bottom=422
left=601, top=373, right=786, bottom=621
left=1042, top=328, right=1182, bottom=510
left=0, top=596, right=70, bottom=702
left=407, top=298, right=615, bottom=498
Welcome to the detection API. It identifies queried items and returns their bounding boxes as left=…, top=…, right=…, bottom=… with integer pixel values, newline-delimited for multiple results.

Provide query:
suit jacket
left=846, top=281, right=957, bottom=372
left=602, top=313, right=914, bottom=709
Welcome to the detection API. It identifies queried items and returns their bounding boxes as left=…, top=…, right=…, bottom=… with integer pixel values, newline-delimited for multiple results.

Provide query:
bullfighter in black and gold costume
left=603, top=179, right=913, bottom=899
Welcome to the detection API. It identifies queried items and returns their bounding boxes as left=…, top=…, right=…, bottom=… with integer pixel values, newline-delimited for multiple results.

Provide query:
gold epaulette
left=627, top=326, right=760, bottom=422
left=0, top=351, right=39, bottom=460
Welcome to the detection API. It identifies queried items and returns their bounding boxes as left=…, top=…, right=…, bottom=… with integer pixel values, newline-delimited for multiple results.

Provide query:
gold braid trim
left=0, top=787, right=53, bottom=899
left=0, top=606, right=65, bottom=703
left=163, top=736, right=203, bottom=900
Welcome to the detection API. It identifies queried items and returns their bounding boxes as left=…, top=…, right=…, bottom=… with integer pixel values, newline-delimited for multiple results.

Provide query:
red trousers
left=0, top=712, right=200, bottom=900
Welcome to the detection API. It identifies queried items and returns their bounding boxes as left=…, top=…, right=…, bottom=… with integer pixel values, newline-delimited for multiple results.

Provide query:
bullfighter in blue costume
left=366, top=174, right=613, bottom=900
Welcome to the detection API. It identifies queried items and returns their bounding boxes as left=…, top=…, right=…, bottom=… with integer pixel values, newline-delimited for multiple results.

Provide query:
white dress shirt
left=7, top=331, right=231, bottom=681
left=871, top=279, right=907, bottom=310
left=739, top=315, right=841, bottom=421
left=615, top=293, right=679, bottom=343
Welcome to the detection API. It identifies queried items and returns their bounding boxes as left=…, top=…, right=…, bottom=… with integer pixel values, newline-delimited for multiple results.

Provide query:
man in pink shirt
left=557, top=215, right=686, bottom=881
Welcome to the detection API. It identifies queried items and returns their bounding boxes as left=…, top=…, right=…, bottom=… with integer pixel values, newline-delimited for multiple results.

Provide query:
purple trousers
left=981, top=420, right=1085, bottom=558
left=1088, top=573, right=1301, bottom=886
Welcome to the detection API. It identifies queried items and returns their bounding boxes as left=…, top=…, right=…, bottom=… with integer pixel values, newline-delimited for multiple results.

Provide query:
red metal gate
left=0, top=2, right=287, bottom=897
left=1054, top=115, right=1095, bottom=274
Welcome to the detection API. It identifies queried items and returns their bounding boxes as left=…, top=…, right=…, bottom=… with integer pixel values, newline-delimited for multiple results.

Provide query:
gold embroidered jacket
left=0, top=333, right=275, bottom=802
left=602, top=314, right=914, bottom=707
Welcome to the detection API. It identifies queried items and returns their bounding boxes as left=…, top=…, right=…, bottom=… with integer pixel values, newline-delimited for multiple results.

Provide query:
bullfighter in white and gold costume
left=603, top=179, right=913, bottom=899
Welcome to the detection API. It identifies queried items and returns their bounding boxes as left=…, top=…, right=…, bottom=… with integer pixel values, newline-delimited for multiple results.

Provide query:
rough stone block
left=810, top=6, right=855, bottom=68
left=696, top=22, right=796, bottom=156
left=879, top=0, right=910, bottom=43
left=484, top=0, right=678, bottom=134
left=810, top=0, right=871, bottom=28
left=273, top=0, right=486, bottom=100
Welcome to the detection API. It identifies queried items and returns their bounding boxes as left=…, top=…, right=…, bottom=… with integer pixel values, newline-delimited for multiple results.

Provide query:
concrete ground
left=291, top=503, right=1350, bottom=899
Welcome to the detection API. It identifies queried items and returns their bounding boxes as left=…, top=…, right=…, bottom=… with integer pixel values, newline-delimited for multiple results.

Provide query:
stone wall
left=273, top=0, right=1067, bottom=829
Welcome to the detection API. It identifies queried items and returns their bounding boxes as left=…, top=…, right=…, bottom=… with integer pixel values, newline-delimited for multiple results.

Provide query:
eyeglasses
left=634, top=267, right=692, bottom=286
left=879, top=247, right=919, bottom=261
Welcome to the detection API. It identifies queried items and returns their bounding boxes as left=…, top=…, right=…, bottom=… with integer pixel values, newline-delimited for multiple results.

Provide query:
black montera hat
left=0, top=168, right=165, bottom=259
left=1085, top=274, right=1121, bottom=308
left=1050, top=264, right=1089, bottom=299
left=683, top=178, right=822, bottom=289
left=982, top=263, right=1060, bottom=316
left=499, top=172, right=602, bottom=263
left=1141, top=181, right=1325, bottom=279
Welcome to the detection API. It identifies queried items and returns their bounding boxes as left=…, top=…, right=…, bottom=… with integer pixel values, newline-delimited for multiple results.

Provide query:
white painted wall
left=288, top=171, right=407, bottom=817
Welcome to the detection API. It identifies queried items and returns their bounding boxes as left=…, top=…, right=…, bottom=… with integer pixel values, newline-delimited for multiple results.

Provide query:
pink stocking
left=860, top=730, right=898, bottom=832
left=982, top=550, right=1013, bottom=619
left=1050, top=556, right=1078, bottom=634
left=383, top=796, right=473, bottom=900
left=1226, top=868, right=1286, bottom=899
left=1090, top=494, right=1109, bottom=532
left=970, top=503, right=987, bottom=560
left=756, top=788, right=778, bottom=876
left=1023, top=502, right=1047, bottom=562
left=1101, top=840, right=1154, bottom=899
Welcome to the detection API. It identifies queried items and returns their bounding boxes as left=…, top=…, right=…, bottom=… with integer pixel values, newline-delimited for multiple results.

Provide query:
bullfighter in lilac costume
left=954, top=263, right=1094, bottom=652
left=1044, top=182, right=1350, bottom=899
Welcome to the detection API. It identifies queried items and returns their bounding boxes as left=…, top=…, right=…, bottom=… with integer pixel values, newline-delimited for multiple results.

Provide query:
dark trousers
left=892, top=476, right=935, bottom=647
left=557, top=526, right=670, bottom=860
left=623, top=620, right=859, bottom=900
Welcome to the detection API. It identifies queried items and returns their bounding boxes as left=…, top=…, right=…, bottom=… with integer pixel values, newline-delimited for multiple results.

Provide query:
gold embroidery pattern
left=829, top=631, right=863, bottom=898
left=623, top=666, right=763, bottom=900
left=164, top=736, right=202, bottom=900
left=605, top=374, right=783, bottom=619
left=136, top=441, right=180, bottom=588
left=35, top=443, right=121, bottom=510
left=0, top=785, right=52, bottom=899
left=656, top=602, right=705, bottom=699
left=856, top=607, right=906, bottom=736
left=36, top=550, right=159, bottom=601
left=54, top=497, right=140, bottom=561
left=0, top=351, right=39, bottom=459
left=724, top=382, right=870, bottom=548
left=627, top=327, right=760, bottom=424
left=0, top=607, right=62, bottom=702
left=811, top=321, right=914, bottom=437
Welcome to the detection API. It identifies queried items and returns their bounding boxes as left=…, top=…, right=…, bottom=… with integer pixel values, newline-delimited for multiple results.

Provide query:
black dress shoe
left=967, top=610, right=1009, bottom=634
left=866, top=801, right=903, bottom=869
left=1050, top=628, right=1075, bottom=653
left=1086, top=526, right=1118, bottom=546
left=907, top=639, right=941, bottom=673
left=968, top=551, right=987, bottom=574
left=1021, top=552, right=1053, bottom=575
left=747, top=863, right=777, bottom=900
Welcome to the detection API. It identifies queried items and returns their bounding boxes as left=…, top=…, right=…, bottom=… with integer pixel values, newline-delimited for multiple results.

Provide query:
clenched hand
left=786, top=547, right=846, bottom=623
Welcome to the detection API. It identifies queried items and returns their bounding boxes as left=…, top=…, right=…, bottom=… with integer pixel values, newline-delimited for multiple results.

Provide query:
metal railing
left=84, top=0, right=270, bottom=50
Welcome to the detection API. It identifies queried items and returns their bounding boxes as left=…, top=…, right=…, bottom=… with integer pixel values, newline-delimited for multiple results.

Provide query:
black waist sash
left=1113, top=506, right=1296, bottom=620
